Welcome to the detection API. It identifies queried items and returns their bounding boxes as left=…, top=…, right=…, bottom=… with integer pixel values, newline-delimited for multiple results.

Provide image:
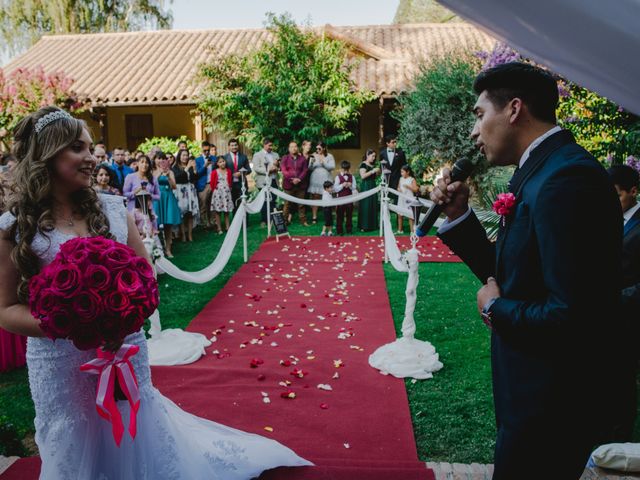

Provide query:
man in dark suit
left=608, top=165, right=640, bottom=288
left=224, top=138, right=251, bottom=211
left=431, top=62, right=632, bottom=479
left=379, top=134, right=406, bottom=192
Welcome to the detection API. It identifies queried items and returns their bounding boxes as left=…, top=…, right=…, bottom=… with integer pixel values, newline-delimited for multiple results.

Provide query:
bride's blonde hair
left=7, top=106, right=114, bottom=303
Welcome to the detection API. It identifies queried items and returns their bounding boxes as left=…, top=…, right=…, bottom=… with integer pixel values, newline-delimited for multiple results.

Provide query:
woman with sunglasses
left=307, top=141, right=335, bottom=224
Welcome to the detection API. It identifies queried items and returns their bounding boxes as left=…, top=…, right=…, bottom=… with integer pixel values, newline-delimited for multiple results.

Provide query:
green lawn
left=1, top=210, right=638, bottom=462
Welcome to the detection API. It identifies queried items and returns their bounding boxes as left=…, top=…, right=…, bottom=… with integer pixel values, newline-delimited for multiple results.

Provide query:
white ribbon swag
left=149, top=184, right=443, bottom=379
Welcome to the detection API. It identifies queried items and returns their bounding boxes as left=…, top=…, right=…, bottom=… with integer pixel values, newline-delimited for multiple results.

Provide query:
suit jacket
left=194, top=155, right=214, bottom=192
left=224, top=152, right=251, bottom=190
left=280, top=154, right=309, bottom=190
left=622, top=207, right=640, bottom=288
left=439, top=130, right=629, bottom=472
left=110, top=163, right=133, bottom=193
left=252, top=149, right=280, bottom=189
left=379, top=147, right=406, bottom=190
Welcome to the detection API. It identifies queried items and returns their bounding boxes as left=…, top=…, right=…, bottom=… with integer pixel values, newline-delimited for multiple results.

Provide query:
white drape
left=382, top=203, right=409, bottom=273
left=270, top=185, right=381, bottom=207
left=155, top=202, right=246, bottom=284
left=438, top=0, right=640, bottom=115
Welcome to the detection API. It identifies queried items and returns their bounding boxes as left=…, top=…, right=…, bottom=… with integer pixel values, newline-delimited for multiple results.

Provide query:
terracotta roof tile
left=4, top=23, right=494, bottom=105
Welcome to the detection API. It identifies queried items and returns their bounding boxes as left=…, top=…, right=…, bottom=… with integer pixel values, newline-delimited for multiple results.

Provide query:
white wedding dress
left=0, top=194, right=312, bottom=479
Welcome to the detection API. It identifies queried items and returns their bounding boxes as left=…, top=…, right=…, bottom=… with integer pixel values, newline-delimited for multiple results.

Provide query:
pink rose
left=84, top=236, right=114, bottom=253
left=32, top=288, right=59, bottom=319
left=65, top=248, right=89, bottom=266
left=49, top=264, right=82, bottom=298
left=104, top=291, right=130, bottom=313
left=120, top=307, right=144, bottom=337
left=131, top=257, right=154, bottom=281
left=71, top=324, right=103, bottom=350
left=84, top=265, right=111, bottom=290
left=98, top=316, right=125, bottom=341
left=114, top=270, right=142, bottom=294
left=492, top=193, right=517, bottom=218
left=59, top=237, right=87, bottom=258
left=41, top=307, right=74, bottom=338
left=71, top=289, right=104, bottom=321
left=101, top=246, right=133, bottom=270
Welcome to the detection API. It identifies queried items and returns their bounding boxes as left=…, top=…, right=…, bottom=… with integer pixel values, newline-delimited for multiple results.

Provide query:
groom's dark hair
left=473, top=62, right=559, bottom=124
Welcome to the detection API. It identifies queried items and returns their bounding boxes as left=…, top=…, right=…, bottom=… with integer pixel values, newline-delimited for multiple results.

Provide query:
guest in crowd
left=175, top=139, right=188, bottom=158
left=166, top=152, right=176, bottom=169
left=379, top=134, right=405, bottom=194
left=252, top=138, right=280, bottom=227
left=358, top=148, right=380, bottom=232
left=153, top=153, right=181, bottom=258
left=93, top=164, right=120, bottom=196
left=224, top=138, right=251, bottom=211
left=308, top=141, right=335, bottom=224
left=210, top=156, right=234, bottom=234
left=94, top=145, right=108, bottom=165
left=607, top=164, right=640, bottom=436
left=281, top=141, right=309, bottom=226
left=110, top=145, right=133, bottom=194
left=95, top=139, right=109, bottom=160
left=397, top=165, right=419, bottom=234
left=0, top=153, right=25, bottom=372
left=173, top=149, right=200, bottom=242
left=0, top=154, right=17, bottom=213
left=195, top=141, right=214, bottom=229
left=123, top=154, right=160, bottom=239
left=132, top=192, right=159, bottom=239
left=321, top=180, right=334, bottom=237
left=334, top=160, right=358, bottom=235
left=607, top=165, right=640, bottom=288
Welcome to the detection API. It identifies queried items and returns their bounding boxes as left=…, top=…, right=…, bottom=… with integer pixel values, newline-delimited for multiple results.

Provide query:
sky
left=170, top=0, right=399, bottom=29
left=0, top=0, right=398, bottom=65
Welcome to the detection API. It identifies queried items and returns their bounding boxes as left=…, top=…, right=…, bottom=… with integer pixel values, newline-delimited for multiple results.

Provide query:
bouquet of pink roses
left=28, top=236, right=159, bottom=445
left=28, top=236, right=159, bottom=350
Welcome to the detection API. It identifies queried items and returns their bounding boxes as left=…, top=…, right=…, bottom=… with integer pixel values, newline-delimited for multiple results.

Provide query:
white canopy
left=438, top=0, right=640, bottom=115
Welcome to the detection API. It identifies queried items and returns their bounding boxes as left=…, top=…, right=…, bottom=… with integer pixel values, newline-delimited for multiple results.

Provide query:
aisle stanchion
left=266, top=184, right=272, bottom=238
left=240, top=168, right=248, bottom=263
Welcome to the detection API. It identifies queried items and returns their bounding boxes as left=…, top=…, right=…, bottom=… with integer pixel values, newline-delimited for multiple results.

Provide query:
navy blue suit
left=439, top=130, right=632, bottom=479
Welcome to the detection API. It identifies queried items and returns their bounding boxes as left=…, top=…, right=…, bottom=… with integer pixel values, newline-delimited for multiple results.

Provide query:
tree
left=395, top=54, right=486, bottom=184
left=0, top=0, right=172, bottom=56
left=0, top=66, right=84, bottom=150
left=393, top=0, right=460, bottom=24
left=195, top=13, right=375, bottom=152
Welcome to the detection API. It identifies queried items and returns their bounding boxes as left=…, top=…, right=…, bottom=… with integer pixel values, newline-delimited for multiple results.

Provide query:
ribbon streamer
left=80, top=344, right=141, bottom=446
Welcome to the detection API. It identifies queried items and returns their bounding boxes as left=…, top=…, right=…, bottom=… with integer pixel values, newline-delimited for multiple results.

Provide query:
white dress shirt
left=624, top=202, right=640, bottom=225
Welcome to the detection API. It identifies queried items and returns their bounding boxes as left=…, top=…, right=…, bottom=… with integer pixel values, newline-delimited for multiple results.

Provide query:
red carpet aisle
left=2, top=236, right=443, bottom=480
left=153, top=236, right=435, bottom=479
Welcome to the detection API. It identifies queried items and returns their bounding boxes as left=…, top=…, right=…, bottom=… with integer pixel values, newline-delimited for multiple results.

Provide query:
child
left=210, top=156, right=234, bottom=234
left=397, top=164, right=419, bottom=234
left=133, top=192, right=158, bottom=239
left=321, top=180, right=334, bottom=236
left=334, top=161, right=358, bottom=235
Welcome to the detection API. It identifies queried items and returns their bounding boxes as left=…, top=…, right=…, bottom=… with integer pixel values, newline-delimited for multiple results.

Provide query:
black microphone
left=415, top=158, right=474, bottom=237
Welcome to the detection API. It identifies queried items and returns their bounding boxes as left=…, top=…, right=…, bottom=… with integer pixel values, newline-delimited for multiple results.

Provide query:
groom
left=431, top=63, right=634, bottom=479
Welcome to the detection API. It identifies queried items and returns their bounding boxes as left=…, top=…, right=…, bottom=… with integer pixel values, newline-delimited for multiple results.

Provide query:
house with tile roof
left=4, top=23, right=494, bottom=161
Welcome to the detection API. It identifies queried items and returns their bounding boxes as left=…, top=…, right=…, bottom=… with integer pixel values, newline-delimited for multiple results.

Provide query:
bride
left=0, top=107, right=312, bottom=479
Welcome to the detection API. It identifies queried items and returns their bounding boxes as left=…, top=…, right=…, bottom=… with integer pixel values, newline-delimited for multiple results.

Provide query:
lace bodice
left=0, top=193, right=128, bottom=267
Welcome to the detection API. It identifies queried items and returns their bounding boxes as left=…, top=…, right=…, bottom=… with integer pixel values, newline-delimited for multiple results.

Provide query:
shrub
left=136, top=135, right=200, bottom=157
left=395, top=54, right=486, bottom=186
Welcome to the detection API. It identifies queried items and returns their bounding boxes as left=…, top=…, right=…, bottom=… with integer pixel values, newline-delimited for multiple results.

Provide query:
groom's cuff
left=437, top=207, right=472, bottom=234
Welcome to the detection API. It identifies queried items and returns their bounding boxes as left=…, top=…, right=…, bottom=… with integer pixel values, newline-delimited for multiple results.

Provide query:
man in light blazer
left=252, top=138, right=280, bottom=225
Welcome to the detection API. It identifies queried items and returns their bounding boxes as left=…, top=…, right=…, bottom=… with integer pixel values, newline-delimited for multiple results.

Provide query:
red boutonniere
left=492, top=193, right=517, bottom=226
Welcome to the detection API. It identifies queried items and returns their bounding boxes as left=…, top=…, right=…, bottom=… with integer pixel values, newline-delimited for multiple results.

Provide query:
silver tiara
left=34, top=110, right=73, bottom=134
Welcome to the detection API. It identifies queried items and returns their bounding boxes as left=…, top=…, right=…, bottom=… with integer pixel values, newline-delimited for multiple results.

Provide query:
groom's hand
left=430, top=167, right=470, bottom=221
left=477, top=277, right=501, bottom=314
